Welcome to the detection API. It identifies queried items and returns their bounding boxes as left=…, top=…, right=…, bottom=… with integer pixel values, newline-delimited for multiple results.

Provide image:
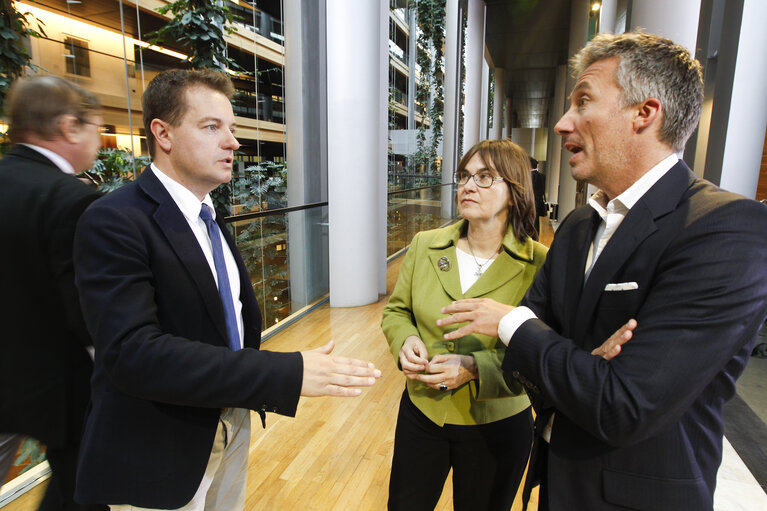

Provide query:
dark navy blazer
left=504, top=161, right=767, bottom=510
left=73, top=168, right=303, bottom=508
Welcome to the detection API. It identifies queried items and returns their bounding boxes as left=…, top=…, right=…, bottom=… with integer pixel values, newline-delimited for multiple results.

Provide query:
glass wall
left=387, top=183, right=454, bottom=257
left=0, top=0, right=453, bottom=492
left=387, top=0, right=446, bottom=195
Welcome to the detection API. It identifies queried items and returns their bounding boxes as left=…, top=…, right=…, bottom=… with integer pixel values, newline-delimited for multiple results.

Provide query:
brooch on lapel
left=437, top=256, right=451, bottom=272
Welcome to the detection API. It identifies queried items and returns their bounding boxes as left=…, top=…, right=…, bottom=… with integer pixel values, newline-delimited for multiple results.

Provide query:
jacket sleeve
left=381, top=232, right=423, bottom=368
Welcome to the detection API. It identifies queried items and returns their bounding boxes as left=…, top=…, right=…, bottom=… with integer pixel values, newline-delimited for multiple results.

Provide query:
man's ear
left=151, top=118, right=172, bottom=153
left=58, top=115, right=81, bottom=144
left=633, top=97, right=662, bottom=133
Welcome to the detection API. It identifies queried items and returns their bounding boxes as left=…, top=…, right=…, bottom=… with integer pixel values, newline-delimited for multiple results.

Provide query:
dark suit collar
left=573, top=160, right=696, bottom=342
left=5, top=144, right=59, bottom=168
left=137, top=168, right=236, bottom=347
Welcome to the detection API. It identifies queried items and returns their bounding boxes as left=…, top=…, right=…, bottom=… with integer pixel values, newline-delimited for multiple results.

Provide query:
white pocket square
left=604, top=282, right=639, bottom=291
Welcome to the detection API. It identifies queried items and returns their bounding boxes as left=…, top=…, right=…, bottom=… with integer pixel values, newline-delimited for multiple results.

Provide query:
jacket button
left=260, top=405, right=268, bottom=412
left=445, top=341, right=455, bottom=352
left=271, top=406, right=279, bottom=413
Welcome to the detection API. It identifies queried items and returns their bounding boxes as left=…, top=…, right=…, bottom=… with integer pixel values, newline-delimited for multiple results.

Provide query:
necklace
left=466, top=236, right=501, bottom=278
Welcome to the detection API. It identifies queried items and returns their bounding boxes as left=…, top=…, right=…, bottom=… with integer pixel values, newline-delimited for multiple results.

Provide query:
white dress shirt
left=151, top=164, right=244, bottom=349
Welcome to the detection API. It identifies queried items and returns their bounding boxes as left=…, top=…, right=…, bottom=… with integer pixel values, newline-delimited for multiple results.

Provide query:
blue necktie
left=200, top=204, right=240, bottom=351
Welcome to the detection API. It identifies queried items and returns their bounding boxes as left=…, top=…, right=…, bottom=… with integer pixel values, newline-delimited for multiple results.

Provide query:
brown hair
left=5, top=75, right=100, bottom=144
left=456, top=139, right=538, bottom=241
left=142, top=69, right=235, bottom=158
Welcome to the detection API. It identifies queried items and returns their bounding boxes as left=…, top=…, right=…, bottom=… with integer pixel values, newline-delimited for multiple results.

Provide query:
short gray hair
left=570, top=32, right=703, bottom=152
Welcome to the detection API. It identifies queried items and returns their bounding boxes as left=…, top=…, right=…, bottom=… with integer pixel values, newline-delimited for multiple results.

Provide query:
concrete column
left=285, top=0, right=329, bottom=310
left=600, top=0, right=618, bottom=34
left=463, top=0, right=486, bottom=154
left=480, top=57, right=490, bottom=141
left=441, top=0, right=461, bottom=219
left=546, top=64, right=566, bottom=206
left=505, top=96, right=513, bottom=138
left=628, top=0, right=701, bottom=55
left=377, top=0, right=388, bottom=293
left=492, top=68, right=504, bottom=140
left=702, top=0, right=767, bottom=198
left=326, top=0, right=386, bottom=306
left=557, top=0, right=590, bottom=221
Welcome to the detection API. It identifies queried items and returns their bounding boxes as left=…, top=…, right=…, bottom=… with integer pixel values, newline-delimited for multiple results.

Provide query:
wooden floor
left=4, top=221, right=554, bottom=511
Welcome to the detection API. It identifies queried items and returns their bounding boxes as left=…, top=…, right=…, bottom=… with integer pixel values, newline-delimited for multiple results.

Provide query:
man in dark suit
left=0, top=76, right=104, bottom=510
left=439, top=32, right=767, bottom=510
left=73, top=69, right=380, bottom=510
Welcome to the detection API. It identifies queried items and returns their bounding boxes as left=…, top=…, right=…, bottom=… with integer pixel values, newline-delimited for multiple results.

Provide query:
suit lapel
left=138, top=169, right=231, bottom=347
left=572, top=161, right=696, bottom=343
left=463, top=250, right=525, bottom=298
left=574, top=202, right=656, bottom=343
left=562, top=208, right=601, bottom=332
left=429, top=247, right=463, bottom=301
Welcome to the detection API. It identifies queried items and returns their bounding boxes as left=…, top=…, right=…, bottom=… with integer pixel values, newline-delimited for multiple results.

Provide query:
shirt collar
left=150, top=163, right=215, bottom=222
left=20, top=143, right=76, bottom=175
left=589, top=153, right=679, bottom=216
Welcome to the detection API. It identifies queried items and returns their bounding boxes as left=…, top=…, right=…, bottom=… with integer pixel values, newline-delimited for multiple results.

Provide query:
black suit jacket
left=0, top=145, right=100, bottom=448
left=73, top=168, right=303, bottom=508
left=503, top=161, right=767, bottom=510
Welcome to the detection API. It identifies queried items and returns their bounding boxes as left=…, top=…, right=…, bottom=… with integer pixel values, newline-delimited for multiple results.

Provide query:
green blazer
left=382, top=220, right=548, bottom=426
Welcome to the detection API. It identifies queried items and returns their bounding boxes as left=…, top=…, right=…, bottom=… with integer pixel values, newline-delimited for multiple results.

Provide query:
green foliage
left=211, top=160, right=287, bottom=214
left=411, top=0, right=445, bottom=175
left=0, top=0, right=45, bottom=153
left=147, top=0, right=243, bottom=71
left=78, top=148, right=150, bottom=193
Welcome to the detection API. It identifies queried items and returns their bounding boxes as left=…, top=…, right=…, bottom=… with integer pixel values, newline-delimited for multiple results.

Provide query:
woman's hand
left=412, top=354, right=478, bottom=391
left=399, top=336, right=429, bottom=379
left=591, top=319, right=637, bottom=360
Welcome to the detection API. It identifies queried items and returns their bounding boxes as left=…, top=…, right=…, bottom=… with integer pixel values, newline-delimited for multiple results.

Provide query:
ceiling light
left=591, top=2, right=601, bottom=11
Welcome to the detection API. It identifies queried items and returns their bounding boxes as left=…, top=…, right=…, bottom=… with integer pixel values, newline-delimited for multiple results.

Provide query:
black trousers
left=388, top=390, right=533, bottom=511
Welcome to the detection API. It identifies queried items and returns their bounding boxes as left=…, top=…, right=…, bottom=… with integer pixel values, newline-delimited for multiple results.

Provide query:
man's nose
left=223, top=130, right=240, bottom=150
left=554, top=108, right=574, bottom=136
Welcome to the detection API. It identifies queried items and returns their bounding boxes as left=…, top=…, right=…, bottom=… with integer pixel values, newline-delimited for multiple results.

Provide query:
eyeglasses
left=453, top=170, right=505, bottom=188
left=81, top=119, right=108, bottom=134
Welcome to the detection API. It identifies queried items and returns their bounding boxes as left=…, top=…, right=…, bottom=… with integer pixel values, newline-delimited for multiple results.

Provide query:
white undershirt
left=455, top=247, right=494, bottom=293
left=151, top=164, right=244, bottom=348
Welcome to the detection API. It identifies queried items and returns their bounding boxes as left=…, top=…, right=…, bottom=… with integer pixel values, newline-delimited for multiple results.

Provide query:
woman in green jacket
left=383, top=139, right=545, bottom=510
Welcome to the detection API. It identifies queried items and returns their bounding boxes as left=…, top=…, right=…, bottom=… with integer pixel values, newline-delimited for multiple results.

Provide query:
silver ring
left=439, top=383, right=448, bottom=391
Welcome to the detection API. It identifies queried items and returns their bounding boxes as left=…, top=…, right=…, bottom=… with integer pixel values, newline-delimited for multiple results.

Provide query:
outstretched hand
left=592, top=319, right=637, bottom=360
left=300, top=340, right=381, bottom=397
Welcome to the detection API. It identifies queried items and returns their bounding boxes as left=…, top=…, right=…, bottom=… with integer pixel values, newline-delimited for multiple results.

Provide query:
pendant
left=474, top=267, right=483, bottom=277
